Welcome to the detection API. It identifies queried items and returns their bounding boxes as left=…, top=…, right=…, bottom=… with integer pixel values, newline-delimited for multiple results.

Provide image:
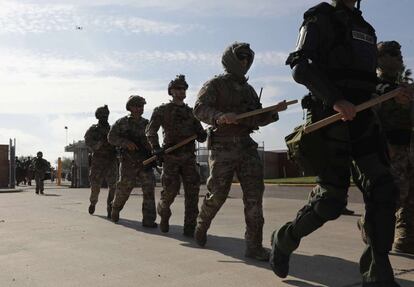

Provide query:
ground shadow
left=41, top=193, right=61, bottom=197
left=283, top=253, right=413, bottom=287
left=390, top=251, right=414, bottom=260
left=95, top=215, right=413, bottom=286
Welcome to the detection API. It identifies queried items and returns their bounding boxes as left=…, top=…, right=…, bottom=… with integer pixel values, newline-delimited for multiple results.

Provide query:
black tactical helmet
left=126, top=95, right=146, bottom=111
left=95, top=105, right=109, bottom=119
left=168, top=75, right=188, bottom=96
left=377, top=41, right=401, bottom=58
left=332, top=0, right=361, bottom=9
left=37, top=151, right=43, bottom=157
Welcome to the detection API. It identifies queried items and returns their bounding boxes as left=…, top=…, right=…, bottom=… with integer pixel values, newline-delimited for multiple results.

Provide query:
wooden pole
left=303, top=88, right=404, bottom=134
left=143, top=99, right=298, bottom=166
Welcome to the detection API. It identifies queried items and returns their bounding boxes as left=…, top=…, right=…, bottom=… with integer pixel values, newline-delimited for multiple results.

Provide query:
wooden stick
left=143, top=135, right=198, bottom=166
left=235, top=100, right=298, bottom=120
left=303, top=88, right=404, bottom=134
left=143, top=99, right=298, bottom=165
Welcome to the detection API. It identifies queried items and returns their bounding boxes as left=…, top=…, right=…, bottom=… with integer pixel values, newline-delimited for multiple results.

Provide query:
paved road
left=0, top=183, right=412, bottom=287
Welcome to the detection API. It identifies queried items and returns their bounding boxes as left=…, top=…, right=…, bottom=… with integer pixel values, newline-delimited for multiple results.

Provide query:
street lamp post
left=64, top=126, right=68, bottom=146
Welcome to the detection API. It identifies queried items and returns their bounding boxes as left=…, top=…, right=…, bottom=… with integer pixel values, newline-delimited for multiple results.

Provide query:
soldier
left=146, top=75, right=207, bottom=236
left=373, top=41, right=413, bottom=254
left=30, top=151, right=49, bottom=195
left=270, top=1, right=411, bottom=286
left=193, top=42, right=286, bottom=261
left=108, top=95, right=157, bottom=227
left=84, top=105, right=118, bottom=218
left=70, top=160, right=77, bottom=188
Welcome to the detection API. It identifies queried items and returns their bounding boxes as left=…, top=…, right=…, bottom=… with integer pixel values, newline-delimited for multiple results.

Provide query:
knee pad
left=313, top=198, right=345, bottom=221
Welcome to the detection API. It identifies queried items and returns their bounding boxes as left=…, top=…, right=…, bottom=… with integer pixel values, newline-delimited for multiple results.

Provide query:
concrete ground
left=0, top=183, right=413, bottom=287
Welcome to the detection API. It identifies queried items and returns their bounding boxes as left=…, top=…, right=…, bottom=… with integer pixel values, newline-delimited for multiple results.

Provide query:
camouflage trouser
left=198, top=137, right=265, bottom=249
left=34, top=173, right=44, bottom=193
left=276, top=122, right=398, bottom=284
left=112, top=157, right=156, bottom=224
left=389, top=145, right=414, bottom=250
left=158, top=153, right=200, bottom=230
left=89, top=156, right=118, bottom=209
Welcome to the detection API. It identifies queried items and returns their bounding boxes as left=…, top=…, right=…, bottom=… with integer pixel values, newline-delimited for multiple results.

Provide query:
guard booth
left=65, top=140, right=90, bottom=188
left=0, top=145, right=9, bottom=188
left=0, top=139, right=16, bottom=188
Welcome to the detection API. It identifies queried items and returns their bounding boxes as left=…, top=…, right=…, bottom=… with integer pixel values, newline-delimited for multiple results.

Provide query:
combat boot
left=270, top=231, right=291, bottom=278
left=142, top=221, right=158, bottom=228
left=194, top=225, right=207, bottom=247
left=111, top=208, right=120, bottom=223
left=157, top=202, right=170, bottom=233
left=245, top=246, right=270, bottom=261
left=88, top=204, right=95, bottom=215
left=183, top=225, right=195, bottom=237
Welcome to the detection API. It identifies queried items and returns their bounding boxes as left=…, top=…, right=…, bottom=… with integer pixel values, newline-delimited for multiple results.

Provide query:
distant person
left=84, top=105, right=118, bottom=218
left=30, top=151, right=49, bottom=195
left=70, top=160, right=77, bottom=188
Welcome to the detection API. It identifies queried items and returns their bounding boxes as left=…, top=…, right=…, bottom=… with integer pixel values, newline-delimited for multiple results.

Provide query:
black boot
left=270, top=231, right=291, bottom=278
left=111, top=208, right=120, bottom=223
left=88, top=204, right=95, bottom=215
left=183, top=225, right=195, bottom=237
left=194, top=225, right=207, bottom=247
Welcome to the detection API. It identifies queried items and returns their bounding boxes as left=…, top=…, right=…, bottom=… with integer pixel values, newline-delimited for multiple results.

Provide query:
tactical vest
left=210, top=74, right=260, bottom=137
left=306, top=3, right=378, bottom=102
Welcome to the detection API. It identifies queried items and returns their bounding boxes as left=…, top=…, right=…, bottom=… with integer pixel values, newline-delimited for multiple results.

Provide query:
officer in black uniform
left=270, top=1, right=410, bottom=286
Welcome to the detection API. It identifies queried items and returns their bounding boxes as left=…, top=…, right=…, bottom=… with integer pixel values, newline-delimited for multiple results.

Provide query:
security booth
left=0, top=139, right=16, bottom=188
left=65, top=140, right=90, bottom=188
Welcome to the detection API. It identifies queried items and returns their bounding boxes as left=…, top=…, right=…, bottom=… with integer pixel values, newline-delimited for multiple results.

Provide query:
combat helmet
left=37, top=151, right=43, bottom=157
left=95, top=105, right=109, bottom=119
left=126, top=95, right=146, bottom=111
left=377, top=41, right=401, bottom=58
left=168, top=75, right=188, bottom=96
left=332, top=0, right=362, bottom=9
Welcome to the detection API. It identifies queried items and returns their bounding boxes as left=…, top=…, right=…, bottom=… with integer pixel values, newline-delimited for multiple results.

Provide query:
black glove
left=152, top=148, right=165, bottom=167
left=197, top=130, right=208, bottom=143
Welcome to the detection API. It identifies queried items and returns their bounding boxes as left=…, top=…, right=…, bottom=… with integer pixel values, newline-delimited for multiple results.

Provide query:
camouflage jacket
left=108, top=115, right=152, bottom=160
left=376, top=79, right=411, bottom=146
left=30, top=158, right=49, bottom=175
left=84, top=122, right=116, bottom=159
left=146, top=102, right=206, bottom=151
left=194, top=73, right=279, bottom=137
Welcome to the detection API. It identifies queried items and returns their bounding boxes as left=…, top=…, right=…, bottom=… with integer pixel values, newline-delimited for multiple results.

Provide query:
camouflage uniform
left=146, top=75, right=207, bottom=236
left=271, top=3, right=401, bottom=286
left=84, top=105, right=118, bottom=217
left=193, top=42, right=279, bottom=260
left=108, top=96, right=156, bottom=226
left=375, top=41, right=414, bottom=254
left=31, top=152, right=49, bottom=194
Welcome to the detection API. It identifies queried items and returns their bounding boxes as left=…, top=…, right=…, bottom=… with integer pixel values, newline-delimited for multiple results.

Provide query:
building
left=65, top=140, right=90, bottom=188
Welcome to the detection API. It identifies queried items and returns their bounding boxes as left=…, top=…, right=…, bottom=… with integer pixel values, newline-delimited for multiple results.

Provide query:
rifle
left=304, top=86, right=414, bottom=134
left=142, top=99, right=298, bottom=165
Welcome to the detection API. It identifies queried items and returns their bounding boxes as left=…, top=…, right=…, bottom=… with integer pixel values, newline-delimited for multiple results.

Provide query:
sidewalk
left=0, top=184, right=412, bottom=287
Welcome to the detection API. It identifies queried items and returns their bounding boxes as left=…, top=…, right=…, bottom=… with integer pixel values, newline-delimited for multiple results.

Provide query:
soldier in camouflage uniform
left=108, top=96, right=157, bottom=227
left=84, top=105, right=118, bottom=218
left=30, top=151, right=50, bottom=195
left=270, top=1, right=412, bottom=286
left=193, top=42, right=286, bottom=261
left=146, top=75, right=207, bottom=236
left=374, top=41, right=414, bottom=254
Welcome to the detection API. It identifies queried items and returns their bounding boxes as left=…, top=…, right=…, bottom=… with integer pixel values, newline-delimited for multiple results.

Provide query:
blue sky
left=0, top=0, right=413, bottom=163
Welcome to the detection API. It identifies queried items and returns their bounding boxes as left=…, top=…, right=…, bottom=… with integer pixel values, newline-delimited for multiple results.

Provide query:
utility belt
left=206, top=128, right=252, bottom=150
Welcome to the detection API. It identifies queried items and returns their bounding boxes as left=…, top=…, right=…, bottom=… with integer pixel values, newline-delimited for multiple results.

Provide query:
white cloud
left=0, top=0, right=191, bottom=35
left=12, top=0, right=317, bottom=17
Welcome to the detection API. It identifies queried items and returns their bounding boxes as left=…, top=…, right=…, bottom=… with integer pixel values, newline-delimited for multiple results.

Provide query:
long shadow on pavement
left=284, top=253, right=413, bottom=287
left=95, top=215, right=413, bottom=287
